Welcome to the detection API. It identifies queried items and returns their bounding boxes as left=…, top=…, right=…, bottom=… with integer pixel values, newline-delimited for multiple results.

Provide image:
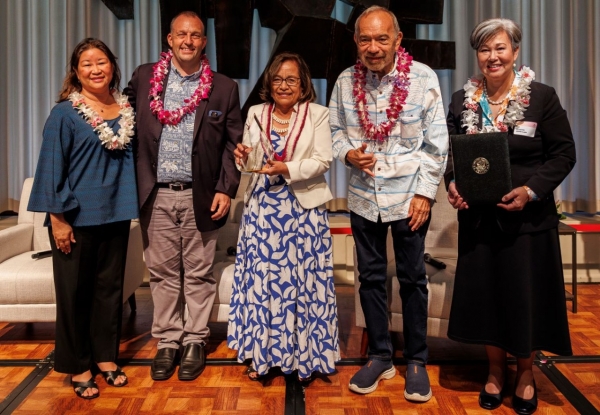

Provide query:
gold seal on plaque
left=472, top=157, right=490, bottom=174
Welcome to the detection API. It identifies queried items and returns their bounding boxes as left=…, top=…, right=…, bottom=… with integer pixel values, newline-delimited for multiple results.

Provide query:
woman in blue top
left=28, top=38, right=138, bottom=400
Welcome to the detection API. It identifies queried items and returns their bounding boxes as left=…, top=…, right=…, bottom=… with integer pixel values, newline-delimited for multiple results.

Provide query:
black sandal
left=71, top=377, right=100, bottom=399
left=100, top=366, right=128, bottom=387
left=245, top=366, right=263, bottom=381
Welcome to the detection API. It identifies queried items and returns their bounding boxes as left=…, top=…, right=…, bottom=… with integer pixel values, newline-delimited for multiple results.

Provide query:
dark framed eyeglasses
left=272, top=76, right=300, bottom=87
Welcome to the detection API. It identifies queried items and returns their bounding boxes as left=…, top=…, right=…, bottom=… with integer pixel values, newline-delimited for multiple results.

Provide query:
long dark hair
left=259, top=52, right=316, bottom=104
left=56, top=38, right=121, bottom=102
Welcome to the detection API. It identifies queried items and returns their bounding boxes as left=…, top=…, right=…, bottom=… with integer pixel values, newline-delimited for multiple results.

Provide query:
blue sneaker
left=349, top=359, right=396, bottom=394
left=404, top=360, right=432, bottom=402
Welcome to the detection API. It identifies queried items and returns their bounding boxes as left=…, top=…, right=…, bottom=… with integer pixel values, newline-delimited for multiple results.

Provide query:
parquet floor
left=1, top=284, right=600, bottom=414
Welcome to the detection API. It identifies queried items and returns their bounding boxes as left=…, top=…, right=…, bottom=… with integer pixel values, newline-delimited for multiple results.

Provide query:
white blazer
left=241, top=102, right=333, bottom=209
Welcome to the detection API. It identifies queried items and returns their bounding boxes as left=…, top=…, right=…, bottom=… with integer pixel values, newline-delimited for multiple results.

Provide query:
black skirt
left=447, top=214, right=572, bottom=358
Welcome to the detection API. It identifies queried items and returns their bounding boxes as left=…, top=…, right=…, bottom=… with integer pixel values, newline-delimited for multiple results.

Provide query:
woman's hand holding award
left=237, top=115, right=273, bottom=173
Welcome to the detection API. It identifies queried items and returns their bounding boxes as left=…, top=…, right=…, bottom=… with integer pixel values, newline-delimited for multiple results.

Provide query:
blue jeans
left=352, top=212, right=430, bottom=363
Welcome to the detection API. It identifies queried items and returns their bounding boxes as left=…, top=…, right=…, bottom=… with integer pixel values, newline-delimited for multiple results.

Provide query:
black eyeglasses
left=272, top=76, right=300, bottom=87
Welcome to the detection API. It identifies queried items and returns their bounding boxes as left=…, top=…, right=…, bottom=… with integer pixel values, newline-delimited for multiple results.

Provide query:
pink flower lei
left=352, top=47, right=413, bottom=142
left=149, top=50, right=213, bottom=125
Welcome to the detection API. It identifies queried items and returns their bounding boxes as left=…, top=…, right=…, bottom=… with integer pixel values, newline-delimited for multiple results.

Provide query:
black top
left=445, top=81, right=576, bottom=234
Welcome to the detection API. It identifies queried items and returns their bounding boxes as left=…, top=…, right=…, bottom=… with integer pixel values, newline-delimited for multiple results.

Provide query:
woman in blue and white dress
left=227, top=52, right=340, bottom=381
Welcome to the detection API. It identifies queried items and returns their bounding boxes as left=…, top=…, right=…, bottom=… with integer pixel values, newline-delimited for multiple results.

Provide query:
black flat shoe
left=100, top=365, right=128, bottom=387
left=512, top=379, right=537, bottom=415
left=151, top=347, right=178, bottom=381
left=71, top=377, right=99, bottom=400
left=178, top=343, right=205, bottom=381
left=479, top=384, right=503, bottom=410
left=245, top=366, right=264, bottom=381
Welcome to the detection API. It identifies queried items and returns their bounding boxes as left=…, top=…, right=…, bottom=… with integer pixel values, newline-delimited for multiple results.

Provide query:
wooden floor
left=1, top=284, right=600, bottom=414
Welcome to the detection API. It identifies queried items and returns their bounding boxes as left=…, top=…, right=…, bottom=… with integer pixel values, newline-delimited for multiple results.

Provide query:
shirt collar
left=169, top=62, right=202, bottom=81
left=367, top=54, right=399, bottom=87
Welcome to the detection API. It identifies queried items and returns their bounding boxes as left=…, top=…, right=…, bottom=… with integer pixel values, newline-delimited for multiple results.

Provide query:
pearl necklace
left=461, top=66, right=535, bottom=134
left=483, top=78, right=509, bottom=105
left=271, top=113, right=290, bottom=124
left=271, top=124, right=288, bottom=135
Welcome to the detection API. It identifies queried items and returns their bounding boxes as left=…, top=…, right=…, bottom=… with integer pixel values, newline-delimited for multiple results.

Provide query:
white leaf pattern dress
left=227, top=129, right=340, bottom=379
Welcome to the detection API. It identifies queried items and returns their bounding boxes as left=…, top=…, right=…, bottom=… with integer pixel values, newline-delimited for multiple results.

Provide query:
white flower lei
left=461, top=66, right=535, bottom=134
left=69, top=91, right=135, bottom=150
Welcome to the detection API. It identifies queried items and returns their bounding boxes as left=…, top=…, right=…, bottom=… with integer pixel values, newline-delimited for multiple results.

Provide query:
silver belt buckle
left=169, top=182, right=185, bottom=191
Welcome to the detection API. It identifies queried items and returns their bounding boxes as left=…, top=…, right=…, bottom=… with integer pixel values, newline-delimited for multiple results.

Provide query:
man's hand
left=447, top=181, right=469, bottom=210
left=497, top=187, right=529, bottom=211
left=346, top=143, right=376, bottom=177
left=49, top=213, right=76, bottom=254
left=408, top=194, right=431, bottom=231
left=211, top=192, right=231, bottom=220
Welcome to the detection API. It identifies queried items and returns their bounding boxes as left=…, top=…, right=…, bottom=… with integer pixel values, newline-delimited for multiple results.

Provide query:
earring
left=513, top=63, right=516, bottom=67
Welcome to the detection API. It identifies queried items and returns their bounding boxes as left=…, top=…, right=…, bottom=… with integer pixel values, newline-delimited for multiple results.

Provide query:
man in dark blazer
left=125, top=10, right=242, bottom=381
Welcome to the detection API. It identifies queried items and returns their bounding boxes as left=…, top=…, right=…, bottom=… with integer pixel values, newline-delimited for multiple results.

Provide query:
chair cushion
left=388, top=257, right=457, bottom=320
left=213, top=260, right=235, bottom=305
left=0, top=252, right=56, bottom=304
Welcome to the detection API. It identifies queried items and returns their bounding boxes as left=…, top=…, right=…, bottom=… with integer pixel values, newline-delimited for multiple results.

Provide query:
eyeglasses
left=272, top=76, right=300, bottom=87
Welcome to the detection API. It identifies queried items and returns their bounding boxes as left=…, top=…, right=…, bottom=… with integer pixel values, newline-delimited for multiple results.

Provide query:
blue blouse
left=28, top=101, right=139, bottom=226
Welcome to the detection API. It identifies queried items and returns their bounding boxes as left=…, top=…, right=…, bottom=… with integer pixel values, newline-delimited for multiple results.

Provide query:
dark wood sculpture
left=103, top=0, right=455, bottom=114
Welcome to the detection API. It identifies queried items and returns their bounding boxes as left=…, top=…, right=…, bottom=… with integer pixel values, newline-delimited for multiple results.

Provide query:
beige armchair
left=0, top=178, right=146, bottom=322
left=354, top=182, right=458, bottom=355
left=205, top=173, right=250, bottom=323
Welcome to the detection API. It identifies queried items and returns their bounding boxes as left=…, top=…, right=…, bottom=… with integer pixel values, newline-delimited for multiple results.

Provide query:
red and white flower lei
left=149, top=50, right=213, bottom=125
left=261, top=102, right=309, bottom=162
left=461, top=66, right=534, bottom=134
left=69, top=91, right=135, bottom=150
left=352, top=47, right=413, bottom=142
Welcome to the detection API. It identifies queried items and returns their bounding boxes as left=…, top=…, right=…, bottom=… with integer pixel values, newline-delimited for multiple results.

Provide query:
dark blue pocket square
left=208, top=110, right=222, bottom=118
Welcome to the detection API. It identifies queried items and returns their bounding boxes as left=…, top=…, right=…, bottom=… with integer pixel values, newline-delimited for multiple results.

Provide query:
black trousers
left=49, top=220, right=130, bottom=374
left=351, top=212, right=430, bottom=363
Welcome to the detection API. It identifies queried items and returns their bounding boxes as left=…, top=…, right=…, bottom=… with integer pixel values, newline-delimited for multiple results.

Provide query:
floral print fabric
left=227, top=131, right=340, bottom=379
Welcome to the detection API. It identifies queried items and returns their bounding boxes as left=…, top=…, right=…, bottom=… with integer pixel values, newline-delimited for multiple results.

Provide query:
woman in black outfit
left=445, top=18, right=576, bottom=415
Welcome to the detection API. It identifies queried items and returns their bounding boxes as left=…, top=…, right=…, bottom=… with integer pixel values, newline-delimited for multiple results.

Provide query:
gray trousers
left=140, top=188, right=218, bottom=349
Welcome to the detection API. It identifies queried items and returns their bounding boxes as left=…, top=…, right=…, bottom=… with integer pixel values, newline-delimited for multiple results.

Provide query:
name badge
left=514, top=121, right=537, bottom=137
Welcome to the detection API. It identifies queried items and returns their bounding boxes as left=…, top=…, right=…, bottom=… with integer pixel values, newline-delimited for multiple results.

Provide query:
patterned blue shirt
left=28, top=101, right=139, bottom=226
left=156, top=63, right=201, bottom=183
left=329, top=60, right=448, bottom=223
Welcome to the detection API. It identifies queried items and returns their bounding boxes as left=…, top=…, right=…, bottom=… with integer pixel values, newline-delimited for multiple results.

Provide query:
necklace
left=272, top=113, right=290, bottom=124
left=69, top=91, right=135, bottom=150
left=82, top=96, right=110, bottom=112
left=272, top=126, right=288, bottom=134
left=262, top=102, right=309, bottom=161
left=352, top=47, right=412, bottom=142
left=483, top=78, right=509, bottom=105
left=461, top=66, right=534, bottom=134
left=149, top=50, right=213, bottom=126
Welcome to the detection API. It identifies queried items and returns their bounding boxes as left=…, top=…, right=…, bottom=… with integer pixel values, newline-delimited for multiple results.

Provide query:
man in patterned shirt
left=125, top=11, right=242, bottom=381
left=329, top=6, right=448, bottom=401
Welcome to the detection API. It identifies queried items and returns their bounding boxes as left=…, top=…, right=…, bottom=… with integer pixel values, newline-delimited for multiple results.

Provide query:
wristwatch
left=522, top=185, right=538, bottom=202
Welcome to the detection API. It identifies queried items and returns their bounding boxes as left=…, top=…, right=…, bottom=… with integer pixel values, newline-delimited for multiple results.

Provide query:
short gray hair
left=354, top=6, right=400, bottom=36
left=470, top=18, right=522, bottom=51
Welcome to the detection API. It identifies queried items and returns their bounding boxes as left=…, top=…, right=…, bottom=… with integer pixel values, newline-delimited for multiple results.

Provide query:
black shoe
left=178, top=343, right=205, bottom=381
left=479, top=384, right=503, bottom=410
left=151, top=347, right=178, bottom=380
left=512, top=379, right=537, bottom=415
